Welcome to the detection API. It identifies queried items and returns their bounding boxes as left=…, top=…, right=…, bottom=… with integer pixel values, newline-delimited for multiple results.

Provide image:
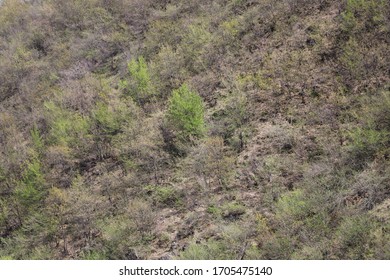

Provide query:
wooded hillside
left=0, top=0, right=389, bottom=259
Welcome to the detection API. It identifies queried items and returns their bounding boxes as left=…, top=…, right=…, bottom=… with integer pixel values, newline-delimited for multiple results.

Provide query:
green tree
left=166, top=84, right=205, bottom=142
left=16, top=156, right=45, bottom=205
left=123, top=56, right=155, bottom=105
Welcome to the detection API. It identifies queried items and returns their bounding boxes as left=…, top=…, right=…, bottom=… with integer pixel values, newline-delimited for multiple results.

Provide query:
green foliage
left=166, top=84, right=205, bottom=142
left=346, top=91, right=390, bottom=167
left=291, top=245, right=325, bottom=260
left=90, top=96, right=133, bottom=159
left=122, top=56, right=155, bottom=105
left=338, top=0, right=389, bottom=88
left=220, top=18, right=240, bottom=38
left=334, top=215, right=375, bottom=259
left=44, top=101, right=91, bottom=152
left=276, top=189, right=310, bottom=221
left=91, top=98, right=131, bottom=136
left=220, top=202, right=246, bottom=220
left=179, top=223, right=251, bottom=260
left=22, top=157, right=44, bottom=189
left=0, top=0, right=389, bottom=261
left=144, top=185, right=183, bottom=207
left=347, top=127, right=388, bottom=164
left=207, top=201, right=246, bottom=219
left=342, top=0, right=387, bottom=34
left=370, top=199, right=390, bottom=259
left=206, top=204, right=220, bottom=216
left=339, top=37, right=365, bottom=80
left=0, top=199, right=11, bottom=232
left=367, top=90, right=390, bottom=131
left=96, top=215, right=138, bottom=259
left=178, top=240, right=230, bottom=260
left=179, top=23, right=212, bottom=73
left=92, top=101, right=120, bottom=134
left=15, top=156, right=45, bottom=209
left=45, top=102, right=91, bottom=156
left=30, top=125, right=44, bottom=154
left=260, top=234, right=296, bottom=259
left=26, top=245, right=55, bottom=260
left=274, top=187, right=332, bottom=246
left=81, top=250, right=107, bottom=260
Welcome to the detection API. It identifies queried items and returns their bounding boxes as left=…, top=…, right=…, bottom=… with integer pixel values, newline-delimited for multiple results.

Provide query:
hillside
left=0, top=0, right=389, bottom=260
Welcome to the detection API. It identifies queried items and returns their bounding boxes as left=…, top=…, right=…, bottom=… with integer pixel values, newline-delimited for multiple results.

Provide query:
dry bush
left=187, top=136, right=235, bottom=189
left=127, top=199, right=157, bottom=236
left=113, top=111, right=168, bottom=185
left=0, top=114, right=29, bottom=176
left=44, top=145, right=76, bottom=188
left=150, top=45, right=188, bottom=94
left=344, top=168, right=389, bottom=211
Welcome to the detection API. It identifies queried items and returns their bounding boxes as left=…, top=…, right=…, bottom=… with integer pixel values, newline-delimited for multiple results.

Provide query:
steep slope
left=0, top=0, right=389, bottom=259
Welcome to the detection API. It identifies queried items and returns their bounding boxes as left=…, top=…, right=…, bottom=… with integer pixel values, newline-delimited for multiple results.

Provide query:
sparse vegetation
left=0, top=0, right=389, bottom=260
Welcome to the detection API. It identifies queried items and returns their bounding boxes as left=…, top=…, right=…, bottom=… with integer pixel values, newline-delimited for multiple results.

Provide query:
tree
left=166, top=84, right=205, bottom=143
left=123, top=56, right=155, bottom=105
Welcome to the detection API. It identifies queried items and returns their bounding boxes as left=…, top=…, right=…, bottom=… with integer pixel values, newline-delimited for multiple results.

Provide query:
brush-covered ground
left=0, top=0, right=389, bottom=259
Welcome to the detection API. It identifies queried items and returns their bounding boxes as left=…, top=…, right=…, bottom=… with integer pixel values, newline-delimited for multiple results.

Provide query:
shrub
left=339, top=0, right=389, bottom=87
left=166, top=84, right=205, bottom=143
left=127, top=199, right=156, bottom=237
left=0, top=198, right=11, bottom=234
left=347, top=124, right=388, bottom=168
left=333, top=214, right=375, bottom=259
left=179, top=222, right=253, bottom=260
left=122, top=56, right=155, bottom=105
left=341, top=0, right=387, bottom=35
left=144, top=18, right=183, bottom=56
left=370, top=199, right=390, bottom=259
left=178, top=240, right=230, bottom=260
left=220, top=202, right=246, bottom=220
left=14, top=156, right=45, bottom=213
left=210, top=78, right=250, bottom=151
left=96, top=214, right=142, bottom=259
left=346, top=90, right=390, bottom=168
left=276, top=189, right=310, bottom=222
left=30, top=125, right=44, bottom=155
left=189, top=136, right=234, bottom=188
left=367, top=90, right=390, bottom=131
left=44, top=101, right=91, bottom=153
left=179, top=23, right=212, bottom=73
left=91, top=96, right=133, bottom=138
left=112, top=108, right=167, bottom=184
left=339, top=37, right=365, bottom=82
left=274, top=187, right=332, bottom=244
left=150, top=45, right=188, bottom=93
left=261, top=234, right=296, bottom=259
left=144, top=185, right=183, bottom=207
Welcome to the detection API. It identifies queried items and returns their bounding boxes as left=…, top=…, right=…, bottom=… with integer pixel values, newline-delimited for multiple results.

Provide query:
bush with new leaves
left=166, top=84, right=205, bottom=143
left=122, top=56, right=155, bottom=105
